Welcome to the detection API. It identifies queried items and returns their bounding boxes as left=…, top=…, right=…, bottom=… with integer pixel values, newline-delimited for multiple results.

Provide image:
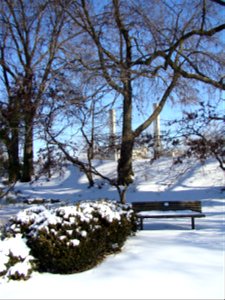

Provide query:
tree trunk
left=117, top=137, right=134, bottom=186
left=117, top=79, right=134, bottom=186
left=85, top=168, right=95, bottom=188
left=21, top=116, right=34, bottom=182
left=116, top=185, right=128, bottom=204
left=86, top=148, right=94, bottom=187
left=6, top=99, right=21, bottom=183
left=7, top=129, right=20, bottom=183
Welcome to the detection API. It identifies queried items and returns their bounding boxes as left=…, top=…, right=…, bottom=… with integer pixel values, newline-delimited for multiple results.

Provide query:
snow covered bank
left=0, top=158, right=224, bottom=299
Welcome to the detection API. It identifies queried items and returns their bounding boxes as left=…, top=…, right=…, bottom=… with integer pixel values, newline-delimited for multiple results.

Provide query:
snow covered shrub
left=0, top=234, right=36, bottom=281
left=3, top=200, right=136, bottom=275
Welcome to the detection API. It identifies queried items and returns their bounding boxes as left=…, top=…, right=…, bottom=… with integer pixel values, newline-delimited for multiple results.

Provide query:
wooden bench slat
left=136, top=214, right=206, bottom=218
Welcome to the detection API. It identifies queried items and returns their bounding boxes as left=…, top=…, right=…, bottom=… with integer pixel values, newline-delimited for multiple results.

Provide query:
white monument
left=153, top=103, right=162, bottom=159
left=109, top=109, right=118, bottom=160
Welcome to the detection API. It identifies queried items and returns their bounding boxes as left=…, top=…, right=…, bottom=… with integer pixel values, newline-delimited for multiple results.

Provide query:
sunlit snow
left=0, top=158, right=224, bottom=299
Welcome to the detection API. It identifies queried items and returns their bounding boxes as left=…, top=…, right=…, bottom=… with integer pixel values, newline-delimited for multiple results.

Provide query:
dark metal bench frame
left=132, top=201, right=206, bottom=230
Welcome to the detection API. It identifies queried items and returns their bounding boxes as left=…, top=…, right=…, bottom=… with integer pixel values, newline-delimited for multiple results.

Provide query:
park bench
left=132, top=201, right=205, bottom=230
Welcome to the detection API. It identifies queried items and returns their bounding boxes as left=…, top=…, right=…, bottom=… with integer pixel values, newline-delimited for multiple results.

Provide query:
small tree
left=169, top=99, right=225, bottom=171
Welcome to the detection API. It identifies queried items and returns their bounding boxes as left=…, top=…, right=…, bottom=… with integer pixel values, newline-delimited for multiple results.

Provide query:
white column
left=109, top=109, right=117, bottom=160
left=153, top=103, right=161, bottom=158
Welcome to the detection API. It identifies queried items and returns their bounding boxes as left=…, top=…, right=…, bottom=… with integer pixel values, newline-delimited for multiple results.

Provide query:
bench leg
left=140, top=218, right=144, bottom=230
left=191, top=217, right=195, bottom=229
left=138, top=218, right=144, bottom=230
left=137, top=217, right=143, bottom=230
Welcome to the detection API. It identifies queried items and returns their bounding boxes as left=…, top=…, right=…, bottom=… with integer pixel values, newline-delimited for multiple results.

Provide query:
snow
left=0, top=234, right=35, bottom=281
left=70, top=239, right=80, bottom=247
left=7, top=258, right=32, bottom=278
left=0, top=157, right=224, bottom=299
left=0, top=234, right=30, bottom=259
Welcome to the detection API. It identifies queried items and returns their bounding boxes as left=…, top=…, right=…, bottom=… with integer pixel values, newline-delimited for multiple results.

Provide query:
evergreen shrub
left=2, top=199, right=137, bottom=276
left=0, top=234, right=36, bottom=281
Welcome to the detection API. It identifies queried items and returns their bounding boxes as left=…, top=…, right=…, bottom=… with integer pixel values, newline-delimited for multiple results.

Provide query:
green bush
left=2, top=199, right=137, bottom=277
left=0, top=234, right=36, bottom=281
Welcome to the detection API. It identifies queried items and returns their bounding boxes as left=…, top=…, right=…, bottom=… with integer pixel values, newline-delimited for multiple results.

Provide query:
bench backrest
left=132, top=201, right=202, bottom=213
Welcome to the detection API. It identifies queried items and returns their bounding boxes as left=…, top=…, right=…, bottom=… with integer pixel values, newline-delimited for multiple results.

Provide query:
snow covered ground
left=0, top=158, right=224, bottom=299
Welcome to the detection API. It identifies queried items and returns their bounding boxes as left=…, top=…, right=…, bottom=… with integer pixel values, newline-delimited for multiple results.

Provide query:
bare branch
left=134, top=73, right=179, bottom=137
left=210, top=0, right=225, bottom=6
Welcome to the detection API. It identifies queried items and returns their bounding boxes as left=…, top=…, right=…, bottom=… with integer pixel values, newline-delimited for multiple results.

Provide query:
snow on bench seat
left=137, top=209, right=203, bottom=216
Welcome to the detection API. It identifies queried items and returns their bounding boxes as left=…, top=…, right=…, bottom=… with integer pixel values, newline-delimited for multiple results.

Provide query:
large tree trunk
left=21, top=115, right=34, bottom=182
left=6, top=98, right=21, bottom=183
left=21, top=70, right=35, bottom=182
left=7, top=129, right=20, bottom=183
left=117, top=137, right=134, bottom=186
left=117, top=79, right=134, bottom=186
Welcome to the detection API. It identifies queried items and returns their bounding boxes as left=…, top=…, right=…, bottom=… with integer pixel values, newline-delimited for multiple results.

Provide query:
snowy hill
left=2, top=157, right=224, bottom=204
left=0, top=157, right=224, bottom=299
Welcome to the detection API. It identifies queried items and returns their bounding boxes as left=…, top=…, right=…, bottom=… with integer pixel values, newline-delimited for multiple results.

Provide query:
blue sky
left=33, top=86, right=225, bottom=157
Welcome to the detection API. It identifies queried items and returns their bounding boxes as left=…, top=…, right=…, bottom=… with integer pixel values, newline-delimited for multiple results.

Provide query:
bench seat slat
left=136, top=214, right=205, bottom=219
left=137, top=210, right=205, bottom=217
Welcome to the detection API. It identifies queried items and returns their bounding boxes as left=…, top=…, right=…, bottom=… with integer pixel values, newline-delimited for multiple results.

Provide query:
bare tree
left=169, top=99, right=225, bottom=171
left=61, top=0, right=225, bottom=193
left=39, top=70, right=113, bottom=188
left=0, top=0, right=75, bottom=182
